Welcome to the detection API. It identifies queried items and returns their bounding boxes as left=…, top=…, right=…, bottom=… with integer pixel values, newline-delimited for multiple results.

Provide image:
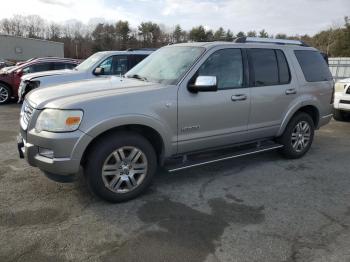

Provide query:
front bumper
left=334, top=93, right=350, bottom=111
left=18, top=127, right=92, bottom=182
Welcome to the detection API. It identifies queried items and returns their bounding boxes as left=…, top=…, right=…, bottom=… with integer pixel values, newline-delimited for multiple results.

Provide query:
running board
left=165, top=141, right=283, bottom=173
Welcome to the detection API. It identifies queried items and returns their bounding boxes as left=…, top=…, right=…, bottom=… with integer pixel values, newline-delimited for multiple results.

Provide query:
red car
left=0, top=57, right=79, bottom=104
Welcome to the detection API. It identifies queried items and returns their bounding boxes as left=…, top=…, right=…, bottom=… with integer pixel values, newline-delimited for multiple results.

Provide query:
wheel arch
left=0, top=81, right=12, bottom=93
left=80, top=124, right=168, bottom=167
left=277, top=103, right=320, bottom=136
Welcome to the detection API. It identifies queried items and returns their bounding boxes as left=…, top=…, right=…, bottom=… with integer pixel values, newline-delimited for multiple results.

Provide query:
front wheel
left=85, top=132, right=157, bottom=202
left=278, top=113, right=315, bottom=159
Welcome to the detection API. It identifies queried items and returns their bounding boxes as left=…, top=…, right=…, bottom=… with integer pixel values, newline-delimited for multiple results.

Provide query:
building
left=0, top=34, right=64, bottom=61
left=329, top=57, right=350, bottom=82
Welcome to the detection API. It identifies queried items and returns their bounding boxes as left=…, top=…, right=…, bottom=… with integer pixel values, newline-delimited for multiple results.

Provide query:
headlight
left=35, top=109, right=83, bottom=133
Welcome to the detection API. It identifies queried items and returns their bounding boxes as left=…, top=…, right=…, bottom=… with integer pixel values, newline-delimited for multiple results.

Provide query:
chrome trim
left=168, top=145, right=283, bottom=172
left=322, top=114, right=333, bottom=119
left=20, top=100, right=35, bottom=130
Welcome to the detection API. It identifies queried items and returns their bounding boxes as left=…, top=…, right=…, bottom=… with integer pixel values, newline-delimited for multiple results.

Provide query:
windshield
left=75, top=52, right=105, bottom=71
left=125, top=46, right=205, bottom=85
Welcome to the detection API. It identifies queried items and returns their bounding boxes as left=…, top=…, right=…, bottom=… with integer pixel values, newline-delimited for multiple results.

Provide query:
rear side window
left=129, top=55, right=148, bottom=69
left=112, top=56, right=128, bottom=75
left=53, top=62, right=76, bottom=70
left=22, top=62, right=53, bottom=74
left=276, top=50, right=291, bottom=84
left=294, top=50, right=333, bottom=82
left=248, top=49, right=279, bottom=86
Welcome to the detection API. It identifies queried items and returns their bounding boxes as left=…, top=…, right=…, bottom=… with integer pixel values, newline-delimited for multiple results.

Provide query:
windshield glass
left=75, top=52, right=105, bottom=71
left=125, top=46, right=205, bottom=85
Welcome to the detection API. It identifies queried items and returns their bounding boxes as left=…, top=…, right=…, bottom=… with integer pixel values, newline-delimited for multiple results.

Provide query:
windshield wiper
left=127, top=74, right=148, bottom=82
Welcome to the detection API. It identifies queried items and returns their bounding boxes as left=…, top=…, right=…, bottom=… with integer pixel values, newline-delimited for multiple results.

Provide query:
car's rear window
left=294, top=50, right=333, bottom=82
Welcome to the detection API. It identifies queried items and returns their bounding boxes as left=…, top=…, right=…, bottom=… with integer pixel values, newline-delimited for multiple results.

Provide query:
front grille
left=20, top=100, right=34, bottom=130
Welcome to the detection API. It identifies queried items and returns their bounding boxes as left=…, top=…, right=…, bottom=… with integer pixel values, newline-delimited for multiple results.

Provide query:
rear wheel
left=85, top=132, right=157, bottom=202
left=278, top=113, right=315, bottom=159
left=0, top=84, right=11, bottom=104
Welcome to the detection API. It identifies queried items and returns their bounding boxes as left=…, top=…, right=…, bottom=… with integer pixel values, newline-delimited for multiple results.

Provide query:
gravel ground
left=0, top=103, right=350, bottom=262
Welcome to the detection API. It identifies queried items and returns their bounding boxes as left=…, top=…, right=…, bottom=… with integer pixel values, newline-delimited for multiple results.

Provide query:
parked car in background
left=18, top=49, right=155, bottom=101
left=0, top=57, right=79, bottom=104
left=334, top=78, right=350, bottom=121
left=18, top=38, right=333, bottom=202
left=0, top=59, right=15, bottom=69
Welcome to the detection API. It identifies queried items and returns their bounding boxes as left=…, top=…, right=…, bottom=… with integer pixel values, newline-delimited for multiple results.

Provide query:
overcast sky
left=1, top=0, right=349, bottom=35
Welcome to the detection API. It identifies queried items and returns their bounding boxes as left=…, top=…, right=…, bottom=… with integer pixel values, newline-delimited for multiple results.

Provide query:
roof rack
left=234, top=37, right=310, bottom=47
left=125, top=48, right=157, bottom=51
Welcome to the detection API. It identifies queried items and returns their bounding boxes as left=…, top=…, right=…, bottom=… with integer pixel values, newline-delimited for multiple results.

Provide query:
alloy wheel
left=0, top=86, right=9, bottom=103
left=291, top=121, right=311, bottom=153
left=101, top=146, right=148, bottom=194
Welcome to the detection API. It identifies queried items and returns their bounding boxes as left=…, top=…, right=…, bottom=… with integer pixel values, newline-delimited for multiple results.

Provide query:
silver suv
left=18, top=38, right=334, bottom=202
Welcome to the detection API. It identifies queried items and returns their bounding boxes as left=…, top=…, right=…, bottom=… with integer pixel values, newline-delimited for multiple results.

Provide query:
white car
left=334, top=78, right=350, bottom=121
left=18, top=49, right=154, bottom=101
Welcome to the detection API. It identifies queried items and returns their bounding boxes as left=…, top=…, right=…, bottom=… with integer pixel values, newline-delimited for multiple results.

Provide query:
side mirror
left=93, top=67, right=104, bottom=75
left=188, top=76, right=218, bottom=93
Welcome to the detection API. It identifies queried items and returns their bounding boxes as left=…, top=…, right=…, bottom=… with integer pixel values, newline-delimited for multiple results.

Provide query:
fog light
left=39, top=147, right=54, bottom=158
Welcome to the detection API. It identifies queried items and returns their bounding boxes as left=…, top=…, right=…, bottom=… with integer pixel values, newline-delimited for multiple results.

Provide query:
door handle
left=231, top=94, right=247, bottom=101
left=285, top=89, right=297, bottom=95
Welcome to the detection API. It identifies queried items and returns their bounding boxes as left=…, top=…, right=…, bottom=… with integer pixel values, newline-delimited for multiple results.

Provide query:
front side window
left=125, top=46, right=205, bottom=85
left=98, top=57, right=113, bottom=75
left=294, top=50, right=333, bottom=82
left=196, top=48, right=244, bottom=89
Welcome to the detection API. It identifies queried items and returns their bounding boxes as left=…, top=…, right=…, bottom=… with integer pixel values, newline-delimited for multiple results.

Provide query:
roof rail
left=125, top=48, right=157, bottom=51
left=234, top=37, right=310, bottom=47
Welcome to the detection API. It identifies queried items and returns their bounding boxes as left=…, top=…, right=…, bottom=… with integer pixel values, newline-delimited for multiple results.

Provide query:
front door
left=177, top=48, right=251, bottom=153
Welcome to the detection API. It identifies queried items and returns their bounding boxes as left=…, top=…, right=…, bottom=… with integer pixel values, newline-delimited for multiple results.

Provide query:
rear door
left=247, top=48, right=297, bottom=138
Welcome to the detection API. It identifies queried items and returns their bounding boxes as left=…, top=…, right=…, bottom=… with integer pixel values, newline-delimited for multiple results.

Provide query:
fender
left=82, top=114, right=175, bottom=158
left=277, top=95, right=321, bottom=137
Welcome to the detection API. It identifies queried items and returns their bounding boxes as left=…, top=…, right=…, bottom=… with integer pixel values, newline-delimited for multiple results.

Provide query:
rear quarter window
left=294, top=50, right=333, bottom=82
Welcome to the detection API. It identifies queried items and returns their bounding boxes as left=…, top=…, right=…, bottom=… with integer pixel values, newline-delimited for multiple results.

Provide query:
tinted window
left=129, top=55, right=148, bottom=68
left=112, top=56, right=128, bottom=75
left=294, top=50, right=332, bottom=82
left=22, top=62, right=52, bottom=74
left=98, top=56, right=113, bottom=75
left=276, top=50, right=290, bottom=84
left=197, top=49, right=244, bottom=89
left=53, top=62, right=76, bottom=70
left=249, top=49, right=279, bottom=86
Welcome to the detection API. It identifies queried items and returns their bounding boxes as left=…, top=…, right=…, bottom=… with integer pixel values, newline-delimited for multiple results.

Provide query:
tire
left=0, top=84, right=11, bottom=105
left=277, top=112, right=315, bottom=159
left=333, top=109, right=346, bottom=121
left=85, top=132, right=157, bottom=202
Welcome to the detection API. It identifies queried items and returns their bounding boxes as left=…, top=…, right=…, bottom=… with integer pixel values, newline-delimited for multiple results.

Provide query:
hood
left=27, top=76, right=161, bottom=109
left=21, top=69, right=78, bottom=81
